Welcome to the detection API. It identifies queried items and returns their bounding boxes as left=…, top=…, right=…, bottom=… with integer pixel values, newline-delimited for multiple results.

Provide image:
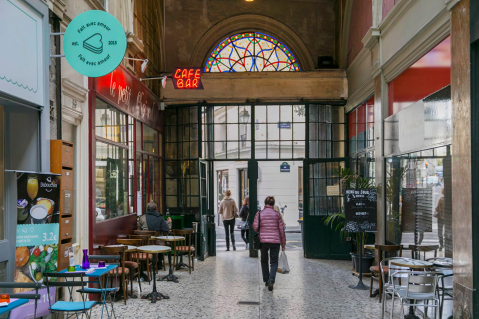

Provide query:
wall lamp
left=123, top=57, right=149, bottom=73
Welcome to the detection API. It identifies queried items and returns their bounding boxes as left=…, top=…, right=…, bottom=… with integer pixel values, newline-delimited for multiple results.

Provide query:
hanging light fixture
left=245, top=0, right=254, bottom=2
left=239, top=107, right=250, bottom=123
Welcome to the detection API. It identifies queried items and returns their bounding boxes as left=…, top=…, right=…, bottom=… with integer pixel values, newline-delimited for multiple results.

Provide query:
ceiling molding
left=62, top=104, right=83, bottom=126
left=362, top=27, right=380, bottom=50
left=189, top=14, right=315, bottom=71
left=339, top=0, right=353, bottom=68
left=379, top=0, right=413, bottom=36
left=445, top=0, right=461, bottom=11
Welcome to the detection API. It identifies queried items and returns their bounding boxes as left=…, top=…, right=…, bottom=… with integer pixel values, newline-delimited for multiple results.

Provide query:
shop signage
left=172, top=68, right=204, bottom=89
left=94, top=65, right=162, bottom=129
left=11, top=172, right=61, bottom=319
left=278, top=122, right=291, bottom=129
left=327, top=185, right=340, bottom=196
left=344, top=188, right=377, bottom=233
left=280, top=162, right=290, bottom=173
left=398, top=100, right=425, bottom=153
left=63, top=10, right=127, bottom=78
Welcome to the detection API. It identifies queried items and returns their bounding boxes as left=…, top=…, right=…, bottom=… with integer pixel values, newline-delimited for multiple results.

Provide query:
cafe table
left=60, top=264, right=118, bottom=319
left=137, top=245, right=171, bottom=303
left=364, top=244, right=376, bottom=250
left=0, top=298, right=28, bottom=318
left=104, top=244, right=137, bottom=252
left=390, top=258, right=433, bottom=319
left=155, top=236, right=185, bottom=283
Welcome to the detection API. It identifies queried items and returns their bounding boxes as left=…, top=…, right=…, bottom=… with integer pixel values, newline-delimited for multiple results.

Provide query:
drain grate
left=238, top=301, right=260, bottom=305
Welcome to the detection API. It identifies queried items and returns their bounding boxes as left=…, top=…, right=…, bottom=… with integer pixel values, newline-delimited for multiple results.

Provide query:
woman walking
left=253, top=196, right=286, bottom=291
left=239, top=196, right=250, bottom=250
left=218, top=190, right=238, bottom=251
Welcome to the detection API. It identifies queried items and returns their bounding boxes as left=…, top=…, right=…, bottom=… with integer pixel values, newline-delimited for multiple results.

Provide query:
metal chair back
left=406, top=272, right=437, bottom=298
left=0, top=282, right=41, bottom=318
left=43, top=272, right=89, bottom=314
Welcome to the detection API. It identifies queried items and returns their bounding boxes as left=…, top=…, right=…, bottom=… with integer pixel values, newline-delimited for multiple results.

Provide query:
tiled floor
left=90, top=250, right=446, bottom=319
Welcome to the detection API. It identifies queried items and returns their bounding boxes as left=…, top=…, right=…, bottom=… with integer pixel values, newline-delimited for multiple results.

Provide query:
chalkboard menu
left=344, top=188, right=377, bottom=233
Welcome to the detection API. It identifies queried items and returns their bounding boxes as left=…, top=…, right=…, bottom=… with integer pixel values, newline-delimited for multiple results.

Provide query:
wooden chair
left=134, top=230, right=157, bottom=236
left=369, top=244, right=402, bottom=302
left=99, top=245, right=129, bottom=305
left=409, top=245, right=439, bottom=260
left=128, top=234, right=154, bottom=282
left=173, top=229, right=195, bottom=274
left=117, top=238, right=142, bottom=296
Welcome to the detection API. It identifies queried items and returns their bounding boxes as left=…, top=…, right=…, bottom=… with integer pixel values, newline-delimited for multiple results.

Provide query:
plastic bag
left=277, top=251, right=290, bottom=274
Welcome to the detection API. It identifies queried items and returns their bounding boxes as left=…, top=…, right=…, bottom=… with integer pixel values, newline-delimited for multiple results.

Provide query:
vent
left=238, top=301, right=260, bottom=305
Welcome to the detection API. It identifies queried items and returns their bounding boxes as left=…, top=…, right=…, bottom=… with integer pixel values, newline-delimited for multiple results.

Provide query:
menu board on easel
left=10, top=172, right=61, bottom=319
left=344, top=188, right=378, bottom=233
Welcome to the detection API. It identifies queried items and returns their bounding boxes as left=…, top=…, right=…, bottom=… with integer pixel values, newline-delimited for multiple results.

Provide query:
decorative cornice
left=46, top=0, right=66, bottom=18
left=379, top=0, right=413, bottom=36
left=85, top=0, right=106, bottom=11
left=62, top=78, right=88, bottom=103
left=445, top=0, right=461, bottom=11
left=62, top=104, right=83, bottom=125
left=362, top=27, right=380, bottom=50
left=127, top=33, right=145, bottom=57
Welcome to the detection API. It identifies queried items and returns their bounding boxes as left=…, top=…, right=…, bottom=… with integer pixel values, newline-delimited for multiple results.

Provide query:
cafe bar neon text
left=173, top=68, right=204, bottom=89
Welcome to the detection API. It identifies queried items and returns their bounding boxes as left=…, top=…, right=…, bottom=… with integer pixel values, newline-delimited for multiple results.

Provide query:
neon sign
left=172, top=68, right=204, bottom=89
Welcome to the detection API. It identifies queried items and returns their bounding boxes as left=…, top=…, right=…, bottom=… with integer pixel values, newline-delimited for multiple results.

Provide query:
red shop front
left=88, top=65, right=164, bottom=252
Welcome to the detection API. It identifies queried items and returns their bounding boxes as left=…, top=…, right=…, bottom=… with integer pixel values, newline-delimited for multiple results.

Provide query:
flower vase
left=81, top=249, right=90, bottom=269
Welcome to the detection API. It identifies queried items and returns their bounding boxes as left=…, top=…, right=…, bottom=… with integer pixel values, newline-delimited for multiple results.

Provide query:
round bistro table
left=137, top=245, right=171, bottom=303
left=155, top=236, right=185, bottom=283
left=390, top=258, right=433, bottom=319
left=105, top=244, right=137, bottom=252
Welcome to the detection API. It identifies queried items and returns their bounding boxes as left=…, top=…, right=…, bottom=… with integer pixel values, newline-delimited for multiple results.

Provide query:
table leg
left=404, top=302, right=420, bottom=319
left=176, top=253, right=190, bottom=270
left=160, top=251, right=179, bottom=283
left=142, top=253, right=170, bottom=303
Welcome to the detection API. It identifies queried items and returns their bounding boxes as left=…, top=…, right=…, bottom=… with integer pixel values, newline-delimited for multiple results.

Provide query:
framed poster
left=344, top=188, right=377, bottom=233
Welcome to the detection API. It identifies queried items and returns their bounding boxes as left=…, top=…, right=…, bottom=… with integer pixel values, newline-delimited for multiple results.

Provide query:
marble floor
left=89, top=249, right=445, bottom=319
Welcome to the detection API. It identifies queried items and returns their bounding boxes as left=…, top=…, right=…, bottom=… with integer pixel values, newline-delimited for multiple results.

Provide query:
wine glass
left=27, top=174, right=39, bottom=205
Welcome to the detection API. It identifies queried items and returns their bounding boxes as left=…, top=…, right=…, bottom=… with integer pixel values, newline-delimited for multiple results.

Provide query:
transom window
left=204, top=32, right=300, bottom=72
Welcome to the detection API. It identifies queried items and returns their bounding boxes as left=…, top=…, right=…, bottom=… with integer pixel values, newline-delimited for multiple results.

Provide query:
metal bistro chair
left=0, top=282, right=41, bottom=318
left=379, top=257, right=409, bottom=319
left=78, top=254, right=121, bottom=318
left=370, top=245, right=402, bottom=302
left=117, top=238, right=143, bottom=296
left=391, top=271, right=439, bottom=319
left=427, top=257, right=453, bottom=318
left=43, top=272, right=96, bottom=319
left=174, top=229, right=195, bottom=274
left=409, top=245, right=439, bottom=260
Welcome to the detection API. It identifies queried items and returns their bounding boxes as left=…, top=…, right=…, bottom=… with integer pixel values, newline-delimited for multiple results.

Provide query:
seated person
left=139, top=202, right=172, bottom=233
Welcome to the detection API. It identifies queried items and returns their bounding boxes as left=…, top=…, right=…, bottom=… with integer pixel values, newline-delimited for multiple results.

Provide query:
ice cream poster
left=10, top=172, right=61, bottom=319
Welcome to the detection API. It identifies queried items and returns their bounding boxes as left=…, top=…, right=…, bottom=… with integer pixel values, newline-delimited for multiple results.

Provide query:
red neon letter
left=185, top=79, right=191, bottom=88
left=194, top=69, right=201, bottom=79
left=192, top=79, right=199, bottom=88
left=188, top=69, right=194, bottom=79
left=177, top=79, right=184, bottom=88
left=174, top=69, right=181, bottom=79
left=181, top=69, right=188, bottom=78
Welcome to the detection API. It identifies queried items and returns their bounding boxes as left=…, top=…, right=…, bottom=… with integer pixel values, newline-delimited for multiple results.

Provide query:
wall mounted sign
left=94, top=65, right=163, bottom=130
left=280, top=162, right=290, bottom=173
left=344, top=188, right=377, bottom=233
left=172, top=68, right=204, bottom=89
left=326, top=185, right=340, bottom=196
left=63, top=10, right=127, bottom=78
left=278, top=122, right=291, bottom=129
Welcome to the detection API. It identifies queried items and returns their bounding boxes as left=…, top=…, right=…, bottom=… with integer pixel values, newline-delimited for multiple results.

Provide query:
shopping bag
left=277, top=251, right=290, bottom=274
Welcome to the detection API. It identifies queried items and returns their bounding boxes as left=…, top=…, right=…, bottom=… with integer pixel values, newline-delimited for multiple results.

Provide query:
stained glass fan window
left=204, top=32, right=300, bottom=72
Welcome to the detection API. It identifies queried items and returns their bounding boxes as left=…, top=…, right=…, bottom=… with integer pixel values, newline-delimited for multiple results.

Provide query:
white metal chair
left=427, top=257, right=453, bottom=318
left=381, top=258, right=410, bottom=319
left=391, top=271, right=439, bottom=319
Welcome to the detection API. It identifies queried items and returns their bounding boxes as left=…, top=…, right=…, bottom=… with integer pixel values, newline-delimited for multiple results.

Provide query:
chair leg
left=130, top=272, right=133, bottom=296
left=188, top=251, right=191, bottom=274
left=163, top=254, right=166, bottom=271
left=381, top=289, right=387, bottom=319
left=369, top=275, right=374, bottom=297
left=390, top=294, right=395, bottom=319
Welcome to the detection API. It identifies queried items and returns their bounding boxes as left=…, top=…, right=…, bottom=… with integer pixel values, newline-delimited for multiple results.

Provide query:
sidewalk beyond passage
left=216, top=223, right=301, bottom=233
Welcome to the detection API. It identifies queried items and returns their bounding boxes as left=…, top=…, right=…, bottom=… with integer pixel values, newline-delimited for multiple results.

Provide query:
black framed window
left=309, top=105, right=346, bottom=158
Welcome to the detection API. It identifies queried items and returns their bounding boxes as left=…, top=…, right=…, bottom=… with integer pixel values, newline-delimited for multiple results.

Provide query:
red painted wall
left=348, top=0, right=372, bottom=66
left=382, top=0, right=397, bottom=20
left=388, top=37, right=451, bottom=116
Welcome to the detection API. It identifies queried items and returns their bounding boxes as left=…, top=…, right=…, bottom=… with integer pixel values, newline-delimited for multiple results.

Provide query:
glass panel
left=95, top=98, right=127, bottom=144
left=143, top=125, right=158, bottom=154
left=268, top=105, right=280, bottom=123
left=0, top=106, right=3, bottom=240
left=255, top=141, right=267, bottom=159
left=293, top=141, right=305, bottom=158
left=293, top=123, right=305, bottom=140
left=293, top=105, right=306, bottom=122
left=256, top=124, right=267, bottom=141
left=227, top=141, right=239, bottom=159
left=214, top=107, right=226, bottom=123
left=280, top=141, right=292, bottom=158
left=280, top=105, right=293, bottom=122
left=214, top=124, right=227, bottom=141
left=214, top=142, right=227, bottom=159
left=190, top=142, right=198, bottom=158
left=165, top=108, right=177, bottom=125
left=240, top=141, right=252, bottom=159
left=227, top=106, right=238, bottom=123
left=227, top=124, right=239, bottom=141
left=189, top=106, right=198, bottom=124
left=95, top=141, right=128, bottom=221
left=255, top=105, right=267, bottom=123
left=280, top=124, right=292, bottom=140
left=267, top=124, right=279, bottom=140
left=267, top=141, right=280, bottom=159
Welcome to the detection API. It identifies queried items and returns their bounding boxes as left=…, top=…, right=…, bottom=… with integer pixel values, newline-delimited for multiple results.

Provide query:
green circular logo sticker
left=63, top=10, right=127, bottom=78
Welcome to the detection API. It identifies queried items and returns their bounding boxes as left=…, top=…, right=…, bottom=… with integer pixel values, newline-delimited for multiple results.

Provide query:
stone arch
left=190, top=14, right=315, bottom=71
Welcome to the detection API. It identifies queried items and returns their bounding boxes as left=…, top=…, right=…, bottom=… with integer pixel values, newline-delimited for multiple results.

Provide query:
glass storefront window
left=95, top=98, right=127, bottom=144
left=143, top=124, right=158, bottom=154
left=95, top=141, right=128, bottom=221
left=386, top=146, right=452, bottom=258
left=309, top=105, right=345, bottom=158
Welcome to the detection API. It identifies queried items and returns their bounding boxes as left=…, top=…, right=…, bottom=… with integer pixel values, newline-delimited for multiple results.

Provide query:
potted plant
left=324, top=168, right=376, bottom=272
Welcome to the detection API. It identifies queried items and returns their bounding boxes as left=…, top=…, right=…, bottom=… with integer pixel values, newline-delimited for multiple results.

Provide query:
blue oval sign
left=63, top=10, right=127, bottom=78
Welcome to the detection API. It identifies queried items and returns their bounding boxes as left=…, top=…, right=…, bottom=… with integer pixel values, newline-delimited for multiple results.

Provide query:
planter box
left=351, top=253, right=374, bottom=273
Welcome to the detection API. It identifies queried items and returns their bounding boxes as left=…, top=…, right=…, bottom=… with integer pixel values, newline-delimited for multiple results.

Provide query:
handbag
left=253, top=212, right=261, bottom=250
left=278, top=251, right=290, bottom=274
left=237, top=221, right=248, bottom=230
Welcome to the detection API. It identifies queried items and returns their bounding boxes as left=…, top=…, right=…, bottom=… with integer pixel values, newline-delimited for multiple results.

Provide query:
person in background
left=139, top=202, right=172, bottom=233
left=218, top=190, right=238, bottom=251
left=239, top=196, right=250, bottom=250
left=254, top=196, right=286, bottom=291
left=434, top=188, right=445, bottom=251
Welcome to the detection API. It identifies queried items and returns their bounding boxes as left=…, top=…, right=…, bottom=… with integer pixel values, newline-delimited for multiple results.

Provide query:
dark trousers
left=241, top=229, right=249, bottom=244
left=438, top=218, right=445, bottom=247
left=223, top=219, right=236, bottom=247
left=260, top=243, right=280, bottom=283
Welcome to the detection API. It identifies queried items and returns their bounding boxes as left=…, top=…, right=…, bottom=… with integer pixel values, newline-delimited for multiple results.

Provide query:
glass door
left=303, top=159, right=350, bottom=259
